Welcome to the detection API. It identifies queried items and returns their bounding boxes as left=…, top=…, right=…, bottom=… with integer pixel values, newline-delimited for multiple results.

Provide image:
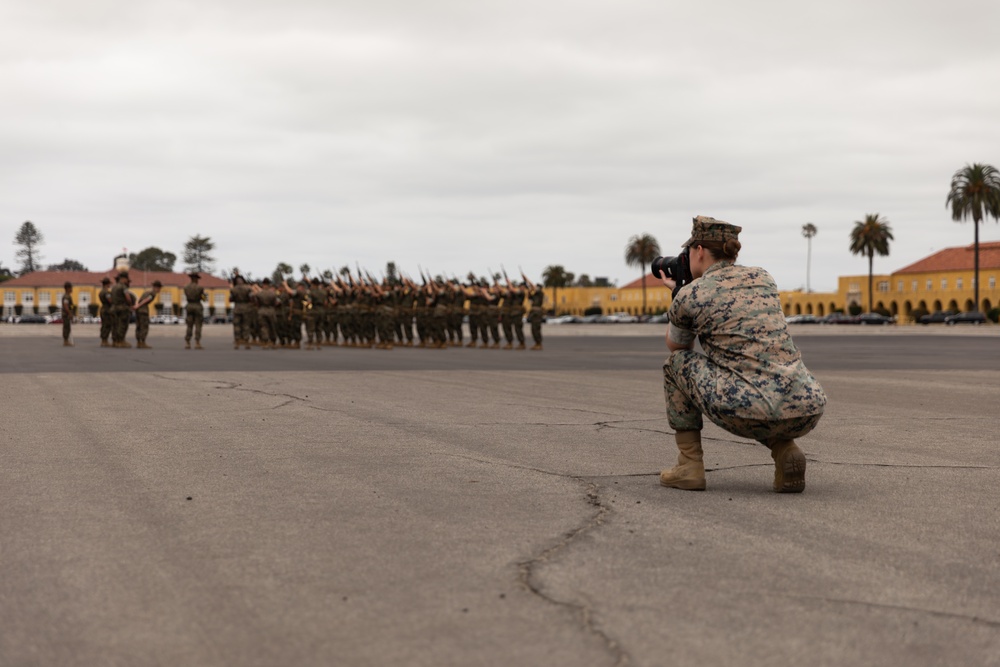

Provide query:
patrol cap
left=118, top=271, right=130, bottom=280
left=188, top=272, right=201, bottom=279
left=682, top=216, right=742, bottom=248
left=152, top=280, right=162, bottom=287
left=101, top=277, right=111, bottom=284
left=262, top=277, right=272, bottom=285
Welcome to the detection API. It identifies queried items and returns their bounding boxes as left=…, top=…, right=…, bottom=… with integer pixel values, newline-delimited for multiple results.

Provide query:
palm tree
left=946, top=163, right=1000, bottom=313
left=802, top=223, right=817, bottom=292
left=624, top=233, right=660, bottom=315
left=541, top=265, right=571, bottom=315
left=849, top=214, right=893, bottom=313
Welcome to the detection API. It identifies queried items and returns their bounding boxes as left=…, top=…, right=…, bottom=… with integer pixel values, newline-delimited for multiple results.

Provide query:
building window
left=878, top=281, right=889, bottom=293
left=4, top=290, right=14, bottom=303
left=956, top=278, right=963, bottom=290
left=22, top=292, right=34, bottom=303
left=609, top=294, right=617, bottom=302
left=926, top=280, right=933, bottom=290
left=990, top=276, right=997, bottom=290
left=911, top=281, right=917, bottom=292
left=897, top=281, right=904, bottom=292
left=214, top=292, right=226, bottom=309
left=941, top=279, right=947, bottom=290
left=849, top=283, right=860, bottom=292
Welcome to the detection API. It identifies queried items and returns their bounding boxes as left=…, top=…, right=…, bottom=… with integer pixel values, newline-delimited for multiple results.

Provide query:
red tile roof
left=620, top=275, right=667, bottom=290
left=3, top=270, right=231, bottom=288
left=894, top=241, right=1000, bottom=274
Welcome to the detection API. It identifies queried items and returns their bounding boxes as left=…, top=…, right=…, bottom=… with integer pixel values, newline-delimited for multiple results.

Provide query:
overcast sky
left=3, top=0, right=999, bottom=291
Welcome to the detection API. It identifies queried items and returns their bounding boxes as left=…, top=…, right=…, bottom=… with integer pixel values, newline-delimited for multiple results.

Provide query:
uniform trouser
left=233, top=307, right=250, bottom=341
left=100, top=309, right=112, bottom=342
left=415, top=312, right=427, bottom=342
left=467, top=312, right=480, bottom=342
left=289, top=313, right=304, bottom=342
left=135, top=312, right=149, bottom=342
left=529, top=310, right=543, bottom=345
left=258, top=310, right=277, bottom=343
left=326, top=315, right=340, bottom=343
left=500, top=312, right=514, bottom=343
left=512, top=310, right=525, bottom=344
left=307, top=311, right=325, bottom=344
left=431, top=310, right=447, bottom=344
left=663, top=350, right=823, bottom=446
left=486, top=309, right=501, bottom=343
left=112, top=307, right=130, bottom=343
left=377, top=310, right=394, bottom=343
left=185, top=308, right=204, bottom=342
left=62, top=319, right=71, bottom=341
left=396, top=314, right=413, bottom=343
left=449, top=313, right=463, bottom=342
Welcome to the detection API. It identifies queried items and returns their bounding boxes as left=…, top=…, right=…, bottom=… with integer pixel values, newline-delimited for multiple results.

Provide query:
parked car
left=606, top=312, right=639, bottom=323
left=820, top=313, right=859, bottom=325
left=547, top=315, right=579, bottom=324
left=15, top=314, right=48, bottom=324
left=918, top=310, right=955, bottom=325
left=786, top=315, right=821, bottom=324
left=945, top=311, right=987, bottom=326
left=858, top=313, right=894, bottom=325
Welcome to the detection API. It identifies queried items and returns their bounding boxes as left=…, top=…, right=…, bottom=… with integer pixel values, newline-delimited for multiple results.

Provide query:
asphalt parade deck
left=2, top=324, right=998, bottom=666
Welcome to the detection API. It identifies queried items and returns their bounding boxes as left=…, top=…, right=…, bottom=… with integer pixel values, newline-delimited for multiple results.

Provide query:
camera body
left=651, top=248, right=693, bottom=297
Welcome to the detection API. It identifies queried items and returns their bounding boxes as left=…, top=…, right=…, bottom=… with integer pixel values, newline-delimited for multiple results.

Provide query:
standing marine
left=132, top=280, right=162, bottom=349
left=183, top=272, right=206, bottom=349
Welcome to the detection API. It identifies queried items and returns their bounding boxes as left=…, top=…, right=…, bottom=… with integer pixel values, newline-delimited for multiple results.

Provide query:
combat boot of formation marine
left=659, top=430, right=706, bottom=491
left=767, top=440, right=806, bottom=493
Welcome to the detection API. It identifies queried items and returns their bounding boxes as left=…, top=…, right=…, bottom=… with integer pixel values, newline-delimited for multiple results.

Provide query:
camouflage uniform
left=183, top=279, right=206, bottom=346
left=60, top=287, right=74, bottom=344
left=255, top=284, right=279, bottom=346
left=664, top=260, right=826, bottom=446
left=98, top=281, right=113, bottom=345
left=110, top=275, right=133, bottom=346
left=527, top=286, right=545, bottom=347
left=230, top=280, right=253, bottom=345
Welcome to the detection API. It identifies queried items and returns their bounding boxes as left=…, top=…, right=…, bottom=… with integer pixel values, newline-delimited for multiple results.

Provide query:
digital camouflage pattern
left=682, top=215, right=742, bottom=248
left=664, top=261, right=827, bottom=440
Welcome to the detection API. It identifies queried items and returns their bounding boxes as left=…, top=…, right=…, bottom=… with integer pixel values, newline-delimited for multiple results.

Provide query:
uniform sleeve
left=667, top=288, right=696, bottom=346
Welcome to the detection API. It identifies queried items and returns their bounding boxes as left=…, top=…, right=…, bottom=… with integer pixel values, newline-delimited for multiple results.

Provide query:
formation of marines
left=229, top=269, right=546, bottom=351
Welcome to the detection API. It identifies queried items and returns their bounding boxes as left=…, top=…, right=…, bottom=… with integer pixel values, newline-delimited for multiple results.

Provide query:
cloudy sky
left=3, top=0, right=999, bottom=291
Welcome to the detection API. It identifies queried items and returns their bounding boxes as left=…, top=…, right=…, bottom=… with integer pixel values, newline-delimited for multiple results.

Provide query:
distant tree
left=183, top=235, right=215, bottom=273
left=14, top=221, right=44, bottom=275
left=386, top=262, right=399, bottom=285
left=46, top=258, right=89, bottom=272
left=849, top=214, right=893, bottom=313
left=129, top=247, right=177, bottom=272
left=946, top=163, right=1000, bottom=312
left=272, top=262, right=293, bottom=285
left=541, top=265, right=572, bottom=314
left=802, top=223, right=817, bottom=292
left=576, top=274, right=593, bottom=287
left=0, top=262, right=13, bottom=282
left=624, top=233, right=660, bottom=315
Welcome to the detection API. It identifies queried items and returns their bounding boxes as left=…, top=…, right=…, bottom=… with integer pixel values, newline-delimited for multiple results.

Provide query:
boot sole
left=775, top=448, right=806, bottom=493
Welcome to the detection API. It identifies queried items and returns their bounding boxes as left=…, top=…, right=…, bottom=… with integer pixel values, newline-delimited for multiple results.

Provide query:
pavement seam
left=757, top=592, right=1000, bottom=628
left=516, top=480, right=631, bottom=667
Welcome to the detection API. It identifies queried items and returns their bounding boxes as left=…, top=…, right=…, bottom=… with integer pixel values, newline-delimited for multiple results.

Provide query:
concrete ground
left=1, top=323, right=998, bottom=667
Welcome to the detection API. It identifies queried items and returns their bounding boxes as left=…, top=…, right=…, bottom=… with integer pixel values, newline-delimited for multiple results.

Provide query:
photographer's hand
left=659, top=274, right=676, bottom=292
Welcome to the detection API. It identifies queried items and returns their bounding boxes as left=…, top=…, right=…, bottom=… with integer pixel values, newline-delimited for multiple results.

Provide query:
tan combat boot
left=185, top=341, right=191, bottom=349
left=63, top=339, right=73, bottom=347
left=660, top=430, right=706, bottom=491
left=768, top=440, right=806, bottom=493
left=530, top=344, right=542, bottom=351
left=517, top=342, right=526, bottom=350
left=195, top=341, right=204, bottom=350
left=121, top=340, right=132, bottom=348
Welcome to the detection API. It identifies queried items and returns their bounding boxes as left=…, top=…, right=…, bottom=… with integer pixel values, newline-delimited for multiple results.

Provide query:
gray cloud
left=2, top=0, right=999, bottom=290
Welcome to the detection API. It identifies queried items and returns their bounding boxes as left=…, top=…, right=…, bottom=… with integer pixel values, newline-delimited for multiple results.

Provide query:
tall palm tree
left=849, top=214, right=893, bottom=313
left=541, top=265, right=570, bottom=315
left=624, top=233, right=660, bottom=315
left=946, top=163, right=1000, bottom=312
left=802, top=223, right=817, bottom=292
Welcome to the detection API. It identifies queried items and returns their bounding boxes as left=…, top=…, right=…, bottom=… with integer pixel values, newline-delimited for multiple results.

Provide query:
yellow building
left=2, top=269, right=233, bottom=319
left=542, top=240, right=1000, bottom=322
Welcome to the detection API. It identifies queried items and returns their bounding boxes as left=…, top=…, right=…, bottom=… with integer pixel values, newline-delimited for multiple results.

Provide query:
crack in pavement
left=516, top=481, right=631, bottom=667
left=758, top=591, right=1000, bottom=628
left=151, top=374, right=309, bottom=404
left=437, top=452, right=629, bottom=664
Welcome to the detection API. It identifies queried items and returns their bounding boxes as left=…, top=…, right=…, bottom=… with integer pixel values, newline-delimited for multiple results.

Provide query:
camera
left=651, top=248, right=693, bottom=296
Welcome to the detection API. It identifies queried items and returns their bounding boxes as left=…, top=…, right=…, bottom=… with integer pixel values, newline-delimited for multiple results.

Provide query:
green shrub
left=987, top=308, right=1000, bottom=324
left=910, top=307, right=929, bottom=323
left=848, top=303, right=862, bottom=316
left=583, top=306, right=603, bottom=316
